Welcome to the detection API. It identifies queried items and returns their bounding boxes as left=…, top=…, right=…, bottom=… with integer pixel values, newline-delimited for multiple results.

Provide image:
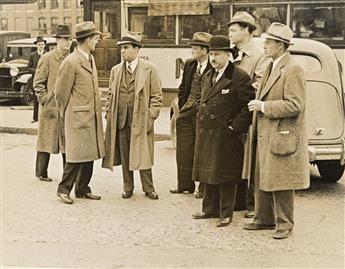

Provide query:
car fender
left=15, top=73, right=32, bottom=84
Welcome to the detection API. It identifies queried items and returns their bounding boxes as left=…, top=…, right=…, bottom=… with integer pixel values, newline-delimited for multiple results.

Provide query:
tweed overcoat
left=192, top=62, right=255, bottom=185
left=102, top=59, right=163, bottom=171
left=54, top=49, right=105, bottom=163
left=33, top=48, right=66, bottom=154
left=251, top=53, right=310, bottom=191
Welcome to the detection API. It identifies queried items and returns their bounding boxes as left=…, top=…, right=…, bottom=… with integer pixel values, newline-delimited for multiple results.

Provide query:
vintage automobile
left=170, top=37, right=345, bottom=183
left=0, top=37, right=57, bottom=105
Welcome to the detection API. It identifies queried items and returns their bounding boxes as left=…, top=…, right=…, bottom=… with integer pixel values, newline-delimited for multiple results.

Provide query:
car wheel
left=317, top=160, right=344, bottom=182
left=19, top=83, right=34, bottom=105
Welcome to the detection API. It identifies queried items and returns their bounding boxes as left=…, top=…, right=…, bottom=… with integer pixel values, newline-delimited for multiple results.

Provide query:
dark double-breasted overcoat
left=192, top=62, right=255, bottom=185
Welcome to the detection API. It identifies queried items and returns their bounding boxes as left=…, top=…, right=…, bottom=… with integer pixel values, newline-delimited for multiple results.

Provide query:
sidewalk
left=0, top=105, right=171, bottom=140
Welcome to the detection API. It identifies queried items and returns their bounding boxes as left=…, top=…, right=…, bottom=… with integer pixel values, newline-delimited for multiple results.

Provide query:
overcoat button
left=202, top=103, right=206, bottom=107
left=210, top=114, right=215, bottom=119
left=209, top=130, right=213, bottom=134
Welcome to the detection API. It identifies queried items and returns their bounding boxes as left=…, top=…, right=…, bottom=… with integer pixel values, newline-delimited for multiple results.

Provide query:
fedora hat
left=75, top=21, right=101, bottom=39
left=116, top=31, right=143, bottom=48
left=34, top=36, right=46, bottom=44
left=52, top=24, right=72, bottom=38
left=209, top=35, right=233, bottom=52
left=226, top=11, right=257, bottom=30
left=261, top=22, right=294, bottom=45
left=188, top=32, right=213, bottom=47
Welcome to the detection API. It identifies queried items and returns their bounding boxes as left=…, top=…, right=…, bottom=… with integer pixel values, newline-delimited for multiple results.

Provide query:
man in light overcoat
left=227, top=11, right=272, bottom=218
left=55, top=21, right=105, bottom=204
left=244, top=23, right=310, bottom=239
left=102, top=32, right=163, bottom=200
left=34, top=25, right=72, bottom=182
left=192, top=35, right=255, bottom=227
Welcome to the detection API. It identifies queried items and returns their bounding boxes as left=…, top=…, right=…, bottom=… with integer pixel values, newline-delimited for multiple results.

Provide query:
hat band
left=76, top=28, right=97, bottom=38
left=267, top=32, right=290, bottom=43
left=121, top=36, right=141, bottom=43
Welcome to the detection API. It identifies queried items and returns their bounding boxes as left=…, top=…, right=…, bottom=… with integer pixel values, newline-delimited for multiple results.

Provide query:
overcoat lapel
left=135, top=59, right=150, bottom=96
left=203, top=77, right=232, bottom=102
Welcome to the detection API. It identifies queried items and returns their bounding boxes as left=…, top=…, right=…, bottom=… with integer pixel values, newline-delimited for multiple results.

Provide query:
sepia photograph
left=0, top=0, right=344, bottom=268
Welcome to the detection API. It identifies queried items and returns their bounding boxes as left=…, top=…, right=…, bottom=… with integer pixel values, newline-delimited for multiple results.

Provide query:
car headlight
left=10, top=67, right=19, bottom=77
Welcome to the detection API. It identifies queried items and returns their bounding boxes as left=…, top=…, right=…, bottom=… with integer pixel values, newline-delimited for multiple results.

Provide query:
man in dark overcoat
left=34, top=25, right=72, bottom=182
left=244, top=23, right=309, bottom=239
left=192, top=35, right=255, bottom=227
left=55, top=21, right=105, bottom=204
left=170, top=32, right=212, bottom=199
left=28, top=36, right=46, bottom=123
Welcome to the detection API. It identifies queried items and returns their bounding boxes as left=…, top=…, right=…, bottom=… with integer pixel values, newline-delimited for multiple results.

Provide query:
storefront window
left=180, top=4, right=230, bottom=43
left=51, top=17, right=59, bottom=35
left=291, top=3, right=345, bottom=44
left=233, top=5, right=287, bottom=37
left=51, top=0, right=58, bottom=9
left=128, top=7, right=175, bottom=44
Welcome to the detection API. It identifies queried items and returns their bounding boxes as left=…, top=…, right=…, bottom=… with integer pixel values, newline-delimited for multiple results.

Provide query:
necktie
left=127, top=63, right=132, bottom=74
left=197, top=63, right=202, bottom=76
left=263, top=62, right=273, bottom=87
left=212, top=70, right=219, bottom=85
left=89, top=55, right=93, bottom=68
left=232, top=46, right=239, bottom=60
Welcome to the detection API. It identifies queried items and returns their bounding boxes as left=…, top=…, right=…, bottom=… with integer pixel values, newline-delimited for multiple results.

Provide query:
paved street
left=1, top=133, right=344, bottom=268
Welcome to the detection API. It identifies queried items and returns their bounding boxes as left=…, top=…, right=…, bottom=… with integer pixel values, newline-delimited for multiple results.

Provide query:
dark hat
left=209, top=35, right=233, bottom=52
left=34, top=36, right=46, bottom=44
left=116, top=31, right=143, bottom=48
left=188, top=32, right=213, bottom=47
left=52, top=24, right=72, bottom=38
left=75, top=21, right=101, bottom=39
left=226, top=11, right=257, bottom=30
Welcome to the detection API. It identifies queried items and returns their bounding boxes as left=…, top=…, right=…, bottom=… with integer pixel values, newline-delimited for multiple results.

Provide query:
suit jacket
left=54, top=48, right=105, bottom=163
left=177, top=58, right=212, bottom=110
left=192, top=62, right=255, bottom=185
left=28, top=50, right=46, bottom=76
left=102, top=59, right=163, bottom=171
left=251, top=52, right=310, bottom=191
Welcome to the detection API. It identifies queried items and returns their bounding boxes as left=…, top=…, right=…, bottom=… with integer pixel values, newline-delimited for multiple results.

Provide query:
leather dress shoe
left=216, top=217, right=231, bottom=227
left=38, top=176, right=52, bottom=182
left=195, top=191, right=203, bottom=199
left=243, top=223, right=276, bottom=230
left=122, top=191, right=133, bottom=199
left=273, top=229, right=292, bottom=239
left=57, top=192, right=73, bottom=204
left=145, top=191, right=159, bottom=199
left=244, top=210, right=255, bottom=218
left=31, top=120, right=37, bottom=123
left=169, top=189, right=194, bottom=194
left=76, top=193, right=101, bottom=200
left=192, top=212, right=219, bottom=219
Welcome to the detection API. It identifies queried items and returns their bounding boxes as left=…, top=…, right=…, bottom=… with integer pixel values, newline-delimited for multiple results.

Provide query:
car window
left=290, top=53, right=322, bottom=72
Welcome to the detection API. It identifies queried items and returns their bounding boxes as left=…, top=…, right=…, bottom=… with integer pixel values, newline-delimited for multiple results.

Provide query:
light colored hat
left=116, top=31, right=143, bottom=48
left=261, top=22, right=294, bottom=45
left=75, top=21, right=101, bottom=39
left=188, top=32, right=213, bottom=47
left=226, top=11, right=257, bottom=30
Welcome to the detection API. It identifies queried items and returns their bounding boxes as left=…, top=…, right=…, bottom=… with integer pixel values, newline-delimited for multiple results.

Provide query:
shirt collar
left=238, top=38, right=254, bottom=57
left=197, top=58, right=208, bottom=73
left=126, top=57, right=139, bottom=72
left=77, top=47, right=90, bottom=61
left=272, top=52, right=288, bottom=70
left=215, top=61, right=229, bottom=81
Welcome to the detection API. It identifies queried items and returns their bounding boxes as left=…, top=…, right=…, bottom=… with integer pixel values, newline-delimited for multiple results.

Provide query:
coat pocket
left=270, top=130, right=297, bottom=155
left=72, top=105, right=92, bottom=129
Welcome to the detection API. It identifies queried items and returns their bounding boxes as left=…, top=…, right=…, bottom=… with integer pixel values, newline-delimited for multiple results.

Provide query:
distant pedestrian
left=33, top=25, right=72, bottom=182
left=28, top=36, right=46, bottom=123
left=102, top=31, right=163, bottom=200
left=170, top=32, right=212, bottom=199
left=55, top=21, right=104, bottom=204
left=192, top=35, right=255, bottom=227
left=243, top=23, right=309, bottom=239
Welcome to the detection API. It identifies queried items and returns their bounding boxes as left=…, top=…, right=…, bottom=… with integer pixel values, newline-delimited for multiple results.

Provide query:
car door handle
left=314, top=128, right=325, bottom=135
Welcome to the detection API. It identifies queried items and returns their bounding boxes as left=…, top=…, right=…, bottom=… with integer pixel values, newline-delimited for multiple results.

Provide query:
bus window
left=180, top=3, right=230, bottom=43
left=128, top=7, right=175, bottom=44
left=291, top=54, right=322, bottom=73
left=291, top=3, right=345, bottom=46
left=233, top=4, right=287, bottom=37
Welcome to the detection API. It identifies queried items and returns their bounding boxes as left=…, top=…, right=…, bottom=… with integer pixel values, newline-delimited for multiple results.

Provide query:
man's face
left=56, top=37, right=73, bottom=53
left=209, top=50, right=229, bottom=70
left=263, top=38, right=281, bottom=59
left=36, top=42, right=45, bottom=52
left=121, top=44, right=138, bottom=62
left=191, top=45, right=207, bottom=61
left=228, top=23, right=247, bottom=45
left=86, top=34, right=100, bottom=51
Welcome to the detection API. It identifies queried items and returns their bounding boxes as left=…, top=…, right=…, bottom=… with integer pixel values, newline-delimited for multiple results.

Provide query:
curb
left=0, top=126, right=171, bottom=141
